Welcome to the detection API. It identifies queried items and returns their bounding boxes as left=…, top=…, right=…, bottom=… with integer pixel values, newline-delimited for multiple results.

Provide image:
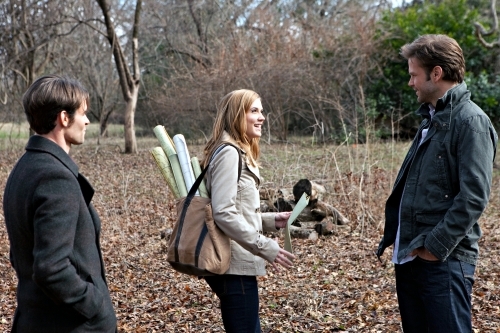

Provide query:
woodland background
left=1, top=0, right=500, bottom=151
left=1, top=0, right=500, bottom=332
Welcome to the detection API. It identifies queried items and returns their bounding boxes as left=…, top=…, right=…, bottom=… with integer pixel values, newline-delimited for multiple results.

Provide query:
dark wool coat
left=3, top=135, right=116, bottom=332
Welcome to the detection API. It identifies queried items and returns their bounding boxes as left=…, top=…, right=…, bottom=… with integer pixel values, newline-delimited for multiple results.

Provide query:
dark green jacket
left=377, top=82, right=497, bottom=265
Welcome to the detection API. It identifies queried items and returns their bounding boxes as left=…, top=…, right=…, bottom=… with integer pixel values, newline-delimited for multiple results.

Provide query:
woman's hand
left=274, top=211, right=291, bottom=229
left=271, top=248, right=295, bottom=271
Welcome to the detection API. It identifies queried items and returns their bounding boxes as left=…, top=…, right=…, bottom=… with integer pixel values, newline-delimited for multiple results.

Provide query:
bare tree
left=0, top=0, right=80, bottom=123
left=95, top=0, right=142, bottom=153
left=134, top=0, right=391, bottom=143
left=70, top=37, right=120, bottom=141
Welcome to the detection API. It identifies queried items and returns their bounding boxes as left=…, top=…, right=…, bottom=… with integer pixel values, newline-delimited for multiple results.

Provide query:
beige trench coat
left=206, top=136, right=279, bottom=276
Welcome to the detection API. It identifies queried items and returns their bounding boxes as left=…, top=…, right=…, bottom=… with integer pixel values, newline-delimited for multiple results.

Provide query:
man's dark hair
left=22, top=75, right=89, bottom=134
left=400, top=34, right=465, bottom=83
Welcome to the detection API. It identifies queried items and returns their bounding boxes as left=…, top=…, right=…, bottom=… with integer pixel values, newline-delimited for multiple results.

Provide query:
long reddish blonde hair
left=202, top=89, right=261, bottom=167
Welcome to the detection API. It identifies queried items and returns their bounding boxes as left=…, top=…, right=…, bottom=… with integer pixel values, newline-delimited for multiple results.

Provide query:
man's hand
left=411, top=247, right=439, bottom=261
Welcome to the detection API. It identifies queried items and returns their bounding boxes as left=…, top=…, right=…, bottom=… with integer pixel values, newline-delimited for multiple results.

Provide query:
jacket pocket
left=434, top=154, right=452, bottom=200
left=415, top=212, right=445, bottom=235
left=84, top=275, right=116, bottom=331
left=415, top=212, right=445, bottom=226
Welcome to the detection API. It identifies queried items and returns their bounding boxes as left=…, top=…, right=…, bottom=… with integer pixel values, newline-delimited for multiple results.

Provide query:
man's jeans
left=395, top=256, right=475, bottom=333
left=204, top=275, right=261, bottom=333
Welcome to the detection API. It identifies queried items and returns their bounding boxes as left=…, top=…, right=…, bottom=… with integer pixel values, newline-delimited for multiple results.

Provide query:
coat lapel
left=78, top=174, right=95, bottom=206
left=26, top=135, right=96, bottom=205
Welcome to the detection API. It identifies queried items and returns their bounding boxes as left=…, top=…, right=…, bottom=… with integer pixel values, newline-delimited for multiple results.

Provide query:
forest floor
left=0, top=138, right=499, bottom=332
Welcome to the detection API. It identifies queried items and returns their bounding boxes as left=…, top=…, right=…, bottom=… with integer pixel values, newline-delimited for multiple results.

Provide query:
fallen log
left=312, top=202, right=349, bottom=225
left=289, top=225, right=318, bottom=240
left=292, top=217, right=344, bottom=236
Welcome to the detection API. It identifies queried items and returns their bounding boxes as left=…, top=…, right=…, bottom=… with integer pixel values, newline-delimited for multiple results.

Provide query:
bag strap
left=185, top=143, right=242, bottom=200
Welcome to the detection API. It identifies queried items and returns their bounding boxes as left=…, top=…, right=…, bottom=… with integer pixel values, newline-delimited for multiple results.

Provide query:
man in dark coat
left=3, top=75, right=117, bottom=332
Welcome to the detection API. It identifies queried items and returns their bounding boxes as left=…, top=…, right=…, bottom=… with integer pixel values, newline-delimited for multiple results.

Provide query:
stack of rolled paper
left=150, top=125, right=209, bottom=199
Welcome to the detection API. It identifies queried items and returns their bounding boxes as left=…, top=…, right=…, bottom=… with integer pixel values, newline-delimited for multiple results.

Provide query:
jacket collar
left=220, top=131, right=261, bottom=180
left=26, top=135, right=95, bottom=205
left=26, top=135, right=79, bottom=177
left=415, top=81, right=469, bottom=130
left=221, top=132, right=245, bottom=154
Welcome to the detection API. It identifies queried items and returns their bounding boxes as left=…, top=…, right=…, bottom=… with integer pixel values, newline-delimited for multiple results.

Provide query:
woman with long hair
left=201, top=89, right=295, bottom=333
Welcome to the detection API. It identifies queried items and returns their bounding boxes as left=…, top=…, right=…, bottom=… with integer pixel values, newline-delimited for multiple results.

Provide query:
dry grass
left=0, top=137, right=498, bottom=332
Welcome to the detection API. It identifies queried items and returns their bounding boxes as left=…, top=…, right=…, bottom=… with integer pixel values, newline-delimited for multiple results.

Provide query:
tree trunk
left=98, top=111, right=110, bottom=145
left=96, top=0, right=141, bottom=154
left=124, top=86, right=138, bottom=153
left=100, top=117, right=109, bottom=138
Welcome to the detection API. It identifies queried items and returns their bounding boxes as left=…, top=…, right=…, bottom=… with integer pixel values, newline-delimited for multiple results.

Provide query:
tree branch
left=165, top=49, right=209, bottom=69
left=96, top=0, right=133, bottom=101
left=132, top=0, right=142, bottom=82
left=474, top=0, right=499, bottom=48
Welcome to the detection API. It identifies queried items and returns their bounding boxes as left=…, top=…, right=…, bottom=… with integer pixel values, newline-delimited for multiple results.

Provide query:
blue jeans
left=204, top=275, right=261, bottom=333
left=395, top=256, right=475, bottom=333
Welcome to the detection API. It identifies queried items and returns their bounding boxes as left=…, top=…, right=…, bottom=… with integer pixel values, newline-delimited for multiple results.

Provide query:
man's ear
left=58, top=111, right=70, bottom=127
left=432, top=66, right=443, bottom=82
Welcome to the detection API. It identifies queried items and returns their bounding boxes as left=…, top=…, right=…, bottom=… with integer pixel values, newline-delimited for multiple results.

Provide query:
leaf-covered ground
left=0, top=140, right=499, bottom=332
